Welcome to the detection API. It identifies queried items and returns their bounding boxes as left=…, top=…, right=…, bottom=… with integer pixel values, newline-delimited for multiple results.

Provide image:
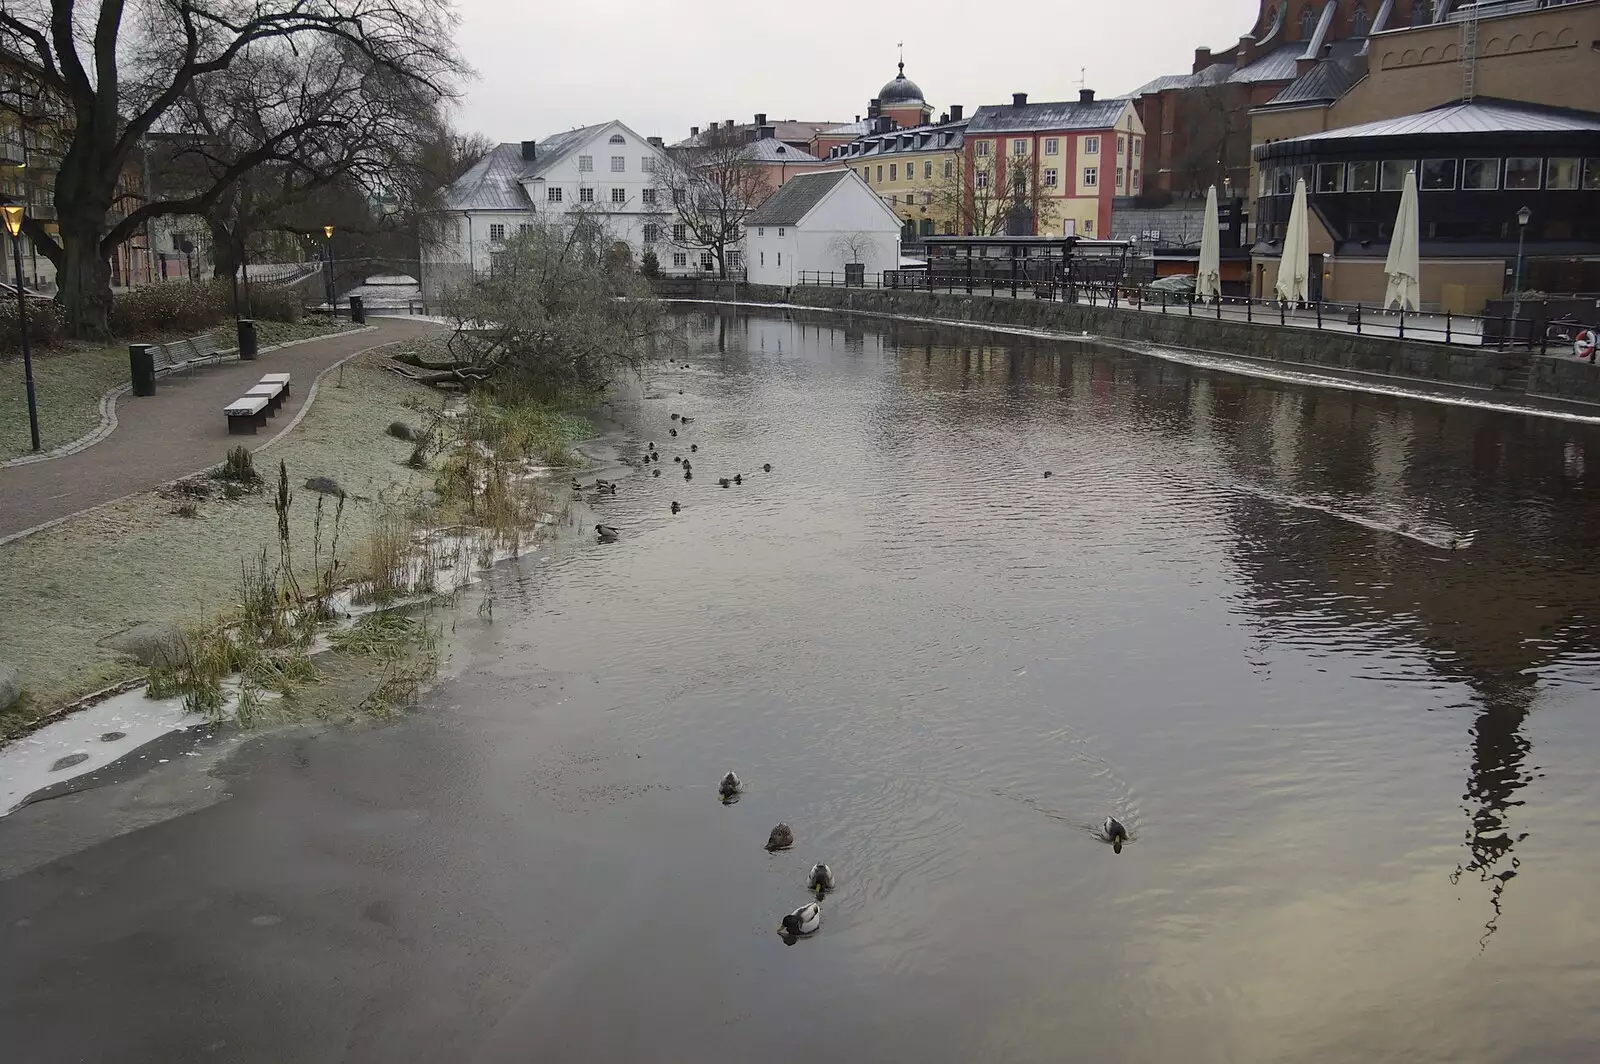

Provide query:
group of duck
left=588, top=412, right=776, bottom=544
left=719, top=769, right=1132, bottom=942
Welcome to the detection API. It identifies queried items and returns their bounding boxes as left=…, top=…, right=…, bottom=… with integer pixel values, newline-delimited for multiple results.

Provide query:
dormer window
left=608, top=134, right=625, bottom=144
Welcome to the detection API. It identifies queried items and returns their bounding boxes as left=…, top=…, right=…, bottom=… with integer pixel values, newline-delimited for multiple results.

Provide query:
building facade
left=744, top=169, right=902, bottom=287
left=827, top=112, right=968, bottom=239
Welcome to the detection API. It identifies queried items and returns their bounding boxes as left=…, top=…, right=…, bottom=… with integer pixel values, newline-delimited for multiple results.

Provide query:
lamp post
left=2, top=203, right=41, bottom=452
left=1511, top=206, right=1531, bottom=330
left=323, top=224, right=337, bottom=316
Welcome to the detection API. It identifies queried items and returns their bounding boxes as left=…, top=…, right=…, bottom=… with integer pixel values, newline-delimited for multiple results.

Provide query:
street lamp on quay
left=1511, top=205, right=1532, bottom=329
left=323, top=224, right=337, bottom=316
left=2, top=202, right=42, bottom=452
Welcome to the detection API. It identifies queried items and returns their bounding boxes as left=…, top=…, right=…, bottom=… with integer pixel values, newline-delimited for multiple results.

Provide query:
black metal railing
left=794, top=271, right=1597, bottom=355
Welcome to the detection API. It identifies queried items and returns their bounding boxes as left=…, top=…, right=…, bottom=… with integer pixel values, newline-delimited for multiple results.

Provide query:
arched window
left=608, top=134, right=625, bottom=144
left=1352, top=3, right=1370, bottom=35
left=1411, top=0, right=1432, bottom=25
left=1300, top=6, right=1318, bottom=39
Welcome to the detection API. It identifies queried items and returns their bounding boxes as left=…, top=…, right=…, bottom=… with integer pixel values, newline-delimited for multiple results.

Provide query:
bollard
left=129, top=343, right=156, bottom=396
left=350, top=295, right=366, bottom=324
left=237, top=318, right=258, bottom=360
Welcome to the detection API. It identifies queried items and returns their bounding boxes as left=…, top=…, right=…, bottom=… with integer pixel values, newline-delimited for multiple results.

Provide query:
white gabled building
left=743, top=169, right=902, bottom=288
left=422, top=120, right=693, bottom=299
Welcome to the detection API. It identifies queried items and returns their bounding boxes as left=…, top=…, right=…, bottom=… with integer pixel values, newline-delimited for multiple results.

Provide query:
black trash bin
left=129, top=343, right=156, bottom=396
left=237, top=318, right=258, bottom=360
left=349, top=295, right=366, bottom=325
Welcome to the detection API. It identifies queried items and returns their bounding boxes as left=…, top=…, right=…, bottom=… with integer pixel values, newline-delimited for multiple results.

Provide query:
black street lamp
left=1511, top=206, right=1532, bottom=325
left=2, top=202, right=41, bottom=452
left=323, top=224, right=337, bottom=316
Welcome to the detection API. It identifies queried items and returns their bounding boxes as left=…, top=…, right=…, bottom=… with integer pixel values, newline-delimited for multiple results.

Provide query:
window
left=578, top=155, right=593, bottom=172
left=1084, top=136, right=1100, bottom=154
left=1116, top=166, right=1125, bottom=187
left=641, top=188, right=657, bottom=205
left=727, top=250, right=741, bottom=268
left=519, top=223, right=532, bottom=234
left=643, top=223, right=659, bottom=244
left=778, top=228, right=785, bottom=236
left=1301, top=6, right=1318, bottom=37
left=1352, top=4, right=1370, bottom=36
left=925, top=161, right=932, bottom=179
left=1379, top=160, right=1412, bottom=191
left=1349, top=160, right=1378, bottom=192
left=611, top=188, right=627, bottom=204
left=611, top=156, right=625, bottom=172
left=777, top=251, right=782, bottom=266
left=890, top=163, right=898, bottom=180
left=757, top=228, right=764, bottom=236
left=1547, top=158, right=1580, bottom=190
left=489, top=224, right=506, bottom=243
left=700, top=252, right=714, bottom=271
left=1316, top=162, right=1345, bottom=193
left=1044, top=167, right=1058, bottom=188
left=1134, top=171, right=1140, bottom=190
left=1275, top=167, right=1293, bottom=195
left=976, top=140, right=991, bottom=156
left=673, top=252, right=687, bottom=268
left=1045, top=138, right=1059, bottom=155
left=1116, top=136, right=1125, bottom=154
left=1083, top=219, right=1093, bottom=235
left=861, top=167, right=870, bottom=184
left=1505, top=157, right=1541, bottom=190
left=1013, top=139, right=1027, bottom=156
left=1083, top=166, right=1098, bottom=188
left=579, top=187, right=595, bottom=203
left=944, top=160, right=953, bottom=178
left=760, top=251, right=765, bottom=266
left=1411, top=0, right=1432, bottom=25
left=608, top=134, right=625, bottom=144
left=877, top=165, right=884, bottom=182
left=547, top=187, right=563, bottom=203
left=1462, top=158, right=1499, bottom=190
left=922, top=191, right=932, bottom=204
left=1420, top=159, right=1456, bottom=190
left=641, top=157, right=657, bottom=172
left=672, top=189, right=685, bottom=206
left=672, top=223, right=686, bottom=241
left=1134, top=140, right=1141, bottom=158
left=1584, top=159, right=1600, bottom=190
left=976, top=170, right=990, bottom=189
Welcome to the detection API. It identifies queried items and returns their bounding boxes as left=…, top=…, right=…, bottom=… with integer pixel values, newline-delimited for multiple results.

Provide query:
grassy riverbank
left=0, top=320, right=358, bottom=461
left=0, top=335, right=590, bottom=738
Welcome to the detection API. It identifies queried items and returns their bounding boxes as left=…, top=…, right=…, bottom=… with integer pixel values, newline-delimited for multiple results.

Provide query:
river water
left=7, top=307, right=1600, bottom=1062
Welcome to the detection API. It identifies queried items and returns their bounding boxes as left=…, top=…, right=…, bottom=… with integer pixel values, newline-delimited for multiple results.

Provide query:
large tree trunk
left=59, top=219, right=116, bottom=339
left=209, top=215, right=241, bottom=282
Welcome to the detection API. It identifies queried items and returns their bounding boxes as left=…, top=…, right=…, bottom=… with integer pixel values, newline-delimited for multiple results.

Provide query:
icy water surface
left=5, top=307, right=1600, bottom=1063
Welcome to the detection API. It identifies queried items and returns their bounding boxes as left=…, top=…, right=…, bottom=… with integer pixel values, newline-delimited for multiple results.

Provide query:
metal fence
left=794, top=271, right=1600, bottom=355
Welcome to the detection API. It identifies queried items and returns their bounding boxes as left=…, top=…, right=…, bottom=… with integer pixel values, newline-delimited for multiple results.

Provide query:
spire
left=897, top=41, right=904, bottom=77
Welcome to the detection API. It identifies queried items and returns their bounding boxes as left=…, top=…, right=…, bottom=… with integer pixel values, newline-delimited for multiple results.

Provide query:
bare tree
left=1171, top=84, right=1249, bottom=199
left=0, top=0, right=466, bottom=335
left=930, top=152, right=1060, bottom=236
left=826, top=231, right=877, bottom=266
left=654, top=124, right=765, bottom=278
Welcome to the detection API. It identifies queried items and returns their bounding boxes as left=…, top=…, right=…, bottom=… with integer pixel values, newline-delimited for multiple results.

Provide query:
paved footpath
left=0, top=317, right=442, bottom=541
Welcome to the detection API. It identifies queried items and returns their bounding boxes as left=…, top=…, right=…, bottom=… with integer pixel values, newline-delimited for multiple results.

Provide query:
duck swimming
left=680, top=416, right=695, bottom=424
left=570, top=478, right=583, bottom=491
left=778, top=901, right=821, bottom=937
left=1103, top=816, right=1129, bottom=853
left=719, top=771, right=741, bottom=800
left=733, top=474, right=742, bottom=485
left=671, top=501, right=680, bottom=513
left=669, top=428, right=678, bottom=437
left=674, top=456, right=682, bottom=464
left=807, top=863, right=835, bottom=894
left=719, top=478, right=730, bottom=488
left=765, top=823, right=794, bottom=851
left=595, top=523, right=620, bottom=543
left=652, top=468, right=660, bottom=477
left=671, top=414, right=680, bottom=421
left=690, top=444, right=698, bottom=452
left=762, top=464, right=771, bottom=473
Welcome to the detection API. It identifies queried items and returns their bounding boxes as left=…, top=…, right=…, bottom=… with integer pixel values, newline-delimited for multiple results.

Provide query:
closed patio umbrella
left=1383, top=168, right=1421, bottom=312
left=1274, top=177, right=1310, bottom=305
left=1196, top=184, right=1221, bottom=302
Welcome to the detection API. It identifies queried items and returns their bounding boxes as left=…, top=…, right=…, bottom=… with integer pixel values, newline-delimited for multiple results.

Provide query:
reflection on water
left=470, top=306, right=1600, bottom=1061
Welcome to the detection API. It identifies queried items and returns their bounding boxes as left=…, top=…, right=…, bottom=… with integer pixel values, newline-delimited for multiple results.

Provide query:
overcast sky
left=452, top=0, right=1260, bottom=144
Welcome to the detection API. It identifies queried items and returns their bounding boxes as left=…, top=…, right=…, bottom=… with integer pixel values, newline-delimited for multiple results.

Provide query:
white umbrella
left=1274, top=177, right=1310, bottom=305
left=1383, top=168, right=1421, bottom=312
left=1196, top=184, right=1221, bottom=302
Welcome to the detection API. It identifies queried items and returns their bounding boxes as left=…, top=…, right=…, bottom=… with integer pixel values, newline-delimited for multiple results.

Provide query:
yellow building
left=827, top=114, right=969, bottom=239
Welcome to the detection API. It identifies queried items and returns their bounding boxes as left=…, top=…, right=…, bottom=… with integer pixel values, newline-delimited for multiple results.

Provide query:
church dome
left=877, top=62, right=925, bottom=106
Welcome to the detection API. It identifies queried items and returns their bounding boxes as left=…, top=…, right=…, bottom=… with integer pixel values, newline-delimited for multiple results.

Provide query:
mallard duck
left=670, top=501, right=680, bottom=513
left=690, top=444, right=698, bottom=452
left=595, top=523, right=619, bottom=542
left=669, top=428, right=678, bottom=437
left=594, top=478, right=612, bottom=491
left=683, top=470, right=693, bottom=481
left=671, top=413, right=680, bottom=421
left=682, top=460, right=692, bottom=472
left=570, top=478, right=583, bottom=491
left=680, top=416, right=695, bottom=424
left=673, top=456, right=682, bottom=464
left=719, top=477, right=730, bottom=488
left=765, top=823, right=794, bottom=851
left=719, top=771, right=741, bottom=799
left=733, top=474, right=742, bottom=485
left=762, top=463, right=771, bottom=473
left=778, top=901, right=821, bottom=936
left=652, top=468, right=660, bottom=477
left=1043, top=471, right=1053, bottom=478
left=1103, top=816, right=1128, bottom=853
left=807, top=863, right=835, bottom=894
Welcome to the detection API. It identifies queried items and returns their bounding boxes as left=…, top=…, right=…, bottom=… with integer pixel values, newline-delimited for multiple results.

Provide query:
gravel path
left=0, top=318, right=443, bottom=540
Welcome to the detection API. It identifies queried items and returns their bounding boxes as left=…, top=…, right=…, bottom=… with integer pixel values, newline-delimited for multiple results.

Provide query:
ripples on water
left=474, top=309, right=1600, bottom=1061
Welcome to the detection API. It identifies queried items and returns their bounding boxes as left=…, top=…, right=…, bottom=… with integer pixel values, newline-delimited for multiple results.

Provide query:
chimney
left=950, top=104, right=964, bottom=122
left=520, top=140, right=537, bottom=161
left=647, top=136, right=663, bottom=147
left=754, top=112, right=767, bottom=126
left=724, top=119, right=734, bottom=130
left=855, top=114, right=861, bottom=123
left=759, top=125, right=776, bottom=140
left=690, top=126, right=699, bottom=137
left=1194, top=46, right=1212, bottom=72
left=868, top=98, right=881, bottom=117
left=1079, top=88, right=1096, bottom=104
left=1013, top=92, right=1028, bottom=108
left=939, top=112, right=949, bottom=124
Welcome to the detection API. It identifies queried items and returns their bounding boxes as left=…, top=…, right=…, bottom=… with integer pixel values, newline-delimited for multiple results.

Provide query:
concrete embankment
left=654, top=279, right=1600, bottom=407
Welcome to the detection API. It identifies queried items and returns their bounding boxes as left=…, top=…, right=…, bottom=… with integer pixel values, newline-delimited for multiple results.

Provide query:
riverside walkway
left=0, top=317, right=443, bottom=542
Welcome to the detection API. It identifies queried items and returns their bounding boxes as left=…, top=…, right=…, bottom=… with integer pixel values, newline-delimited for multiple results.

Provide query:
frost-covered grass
left=0, top=349, right=436, bottom=736
left=0, top=319, right=358, bottom=460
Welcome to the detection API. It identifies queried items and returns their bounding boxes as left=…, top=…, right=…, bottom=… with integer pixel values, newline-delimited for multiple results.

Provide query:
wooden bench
left=152, top=331, right=228, bottom=377
left=223, top=372, right=291, bottom=433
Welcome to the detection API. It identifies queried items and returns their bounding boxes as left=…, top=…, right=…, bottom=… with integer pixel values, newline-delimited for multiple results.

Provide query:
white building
left=743, top=169, right=902, bottom=288
left=422, top=120, right=693, bottom=299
